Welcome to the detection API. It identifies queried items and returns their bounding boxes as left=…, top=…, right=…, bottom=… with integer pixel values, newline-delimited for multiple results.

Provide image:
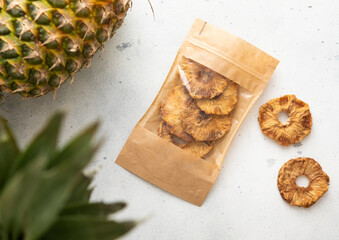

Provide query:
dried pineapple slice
left=182, top=141, right=213, bottom=158
left=160, top=87, right=194, bottom=142
left=179, top=58, right=228, bottom=99
left=196, top=80, right=239, bottom=115
left=171, top=135, right=189, bottom=148
left=158, top=120, right=172, bottom=142
left=158, top=121, right=188, bottom=147
left=258, top=95, right=312, bottom=146
left=277, top=157, right=329, bottom=208
left=158, top=121, right=213, bottom=158
left=182, top=102, right=232, bottom=141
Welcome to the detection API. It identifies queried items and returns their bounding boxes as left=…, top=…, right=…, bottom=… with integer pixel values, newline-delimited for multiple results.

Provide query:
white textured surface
left=2, top=0, right=339, bottom=239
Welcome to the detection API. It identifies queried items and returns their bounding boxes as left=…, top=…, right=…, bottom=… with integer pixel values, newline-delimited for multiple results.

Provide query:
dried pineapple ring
left=158, top=121, right=213, bottom=158
left=158, top=121, right=172, bottom=142
left=160, top=86, right=194, bottom=142
left=158, top=121, right=188, bottom=148
left=196, top=80, right=239, bottom=115
left=277, top=158, right=329, bottom=208
left=171, top=135, right=189, bottom=148
left=179, top=58, right=228, bottom=99
left=258, top=95, right=312, bottom=146
left=182, top=141, right=213, bottom=158
left=182, top=102, right=232, bottom=141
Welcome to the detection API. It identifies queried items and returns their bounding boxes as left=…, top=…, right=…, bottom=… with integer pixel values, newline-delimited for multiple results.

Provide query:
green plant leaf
left=47, top=122, right=99, bottom=169
left=23, top=124, right=99, bottom=240
left=0, top=156, right=45, bottom=240
left=61, top=202, right=126, bottom=218
left=41, top=217, right=136, bottom=240
left=9, top=113, right=64, bottom=178
left=0, top=116, right=19, bottom=192
left=0, top=222, right=8, bottom=240
left=66, top=174, right=93, bottom=204
left=0, top=113, right=137, bottom=240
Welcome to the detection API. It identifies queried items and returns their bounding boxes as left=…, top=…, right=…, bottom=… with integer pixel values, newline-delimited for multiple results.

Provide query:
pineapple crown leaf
left=0, top=113, right=136, bottom=240
left=7, top=112, right=64, bottom=180
left=0, top=115, right=18, bottom=152
left=0, top=115, right=19, bottom=191
left=41, top=217, right=136, bottom=240
left=47, top=121, right=99, bottom=169
left=66, top=174, right=93, bottom=204
left=60, top=202, right=127, bottom=218
left=0, top=154, right=47, bottom=240
left=22, top=119, right=100, bottom=240
left=24, top=153, right=96, bottom=240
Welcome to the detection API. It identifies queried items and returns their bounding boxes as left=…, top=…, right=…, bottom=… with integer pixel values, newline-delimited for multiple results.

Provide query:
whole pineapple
left=0, top=0, right=131, bottom=98
left=0, top=113, right=136, bottom=240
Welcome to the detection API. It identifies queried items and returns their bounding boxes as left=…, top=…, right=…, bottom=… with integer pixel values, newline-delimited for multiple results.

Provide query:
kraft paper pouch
left=116, top=19, right=279, bottom=206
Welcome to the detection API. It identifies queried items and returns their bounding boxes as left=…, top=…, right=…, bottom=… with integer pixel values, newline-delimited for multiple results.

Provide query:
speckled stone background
left=2, top=0, right=339, bottom=239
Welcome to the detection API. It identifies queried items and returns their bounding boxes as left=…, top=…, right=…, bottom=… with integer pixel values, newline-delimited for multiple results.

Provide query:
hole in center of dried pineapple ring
left=296, top=175, right=310, bottom=188
left=278, top=110, right=290, bottom=125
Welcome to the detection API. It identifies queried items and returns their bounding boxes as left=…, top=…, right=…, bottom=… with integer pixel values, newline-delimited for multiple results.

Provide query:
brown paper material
left=116, top=19, right=279, bottom=206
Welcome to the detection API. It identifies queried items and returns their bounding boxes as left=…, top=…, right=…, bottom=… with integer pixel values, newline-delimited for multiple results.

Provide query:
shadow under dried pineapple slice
left=158, top=121, right=213, bottom=158
left=179, top=58, right=228, bottom=99
left=196, top=80, right=239, bottom=115
left=258, top=95, right=312, bottom=146
left=160, top=87, right=194, bottom=142
left=277, top=157, right=329, bottom=208
left=182, top=102, right=232, bottom=141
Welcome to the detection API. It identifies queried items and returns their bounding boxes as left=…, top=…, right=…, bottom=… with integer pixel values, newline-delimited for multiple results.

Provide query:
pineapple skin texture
left=0, top=0, right=130, bottom=98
